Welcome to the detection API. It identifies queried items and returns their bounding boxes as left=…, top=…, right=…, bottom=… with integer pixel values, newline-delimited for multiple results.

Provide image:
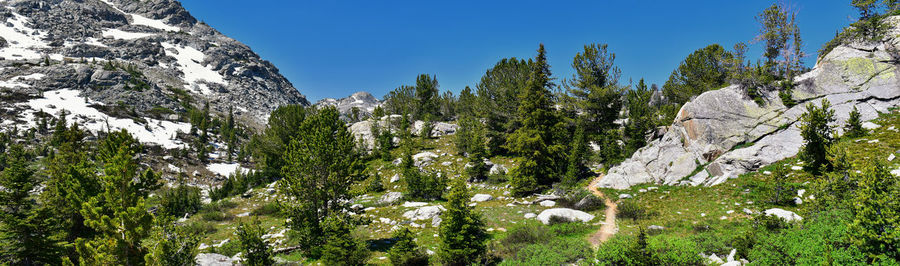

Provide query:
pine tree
left=76, top=130, right=159, bottom=265
left=662, top=44, right=731, bottom=112
left=320, top=215, right=370, bottom=266
left=799, top=99, right=836, bottom=175
left=279, top=107, right=365, bottom=256
left=506, top=44, right=566, bottom=195
left=250, top=104, right=307, bottom=178
left=0, top=145, right=60, bottom=265
left=144, top=216, right=200, bottom=266
left=562, top=123, right=588, bottom=187
left=388, top=227, right=429, bottom=266
left=224, top=106, right=236, bottom=162
left=438, top=179, right=488, bottom=266
left=624, top=79, right=655, bottom=155
left=415, top=74, right=440, bottom=120
left=844, top=106, right=866, bottom=138
left=848, top=161, right=900, bottom=260
left=475, top=58, right=534, bottom=155
left=757, top=3, right=792, bottom=75
left=568, top=43, right=623, bottom=138
left=235, top=218, right=274, bottom=266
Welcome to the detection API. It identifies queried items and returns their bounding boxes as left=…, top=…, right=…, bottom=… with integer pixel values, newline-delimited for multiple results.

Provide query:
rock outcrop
left=598, top=17, right=900, bottom=189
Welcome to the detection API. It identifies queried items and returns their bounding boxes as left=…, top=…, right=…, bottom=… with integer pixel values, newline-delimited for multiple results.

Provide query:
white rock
left=791, top=166, right=803, bottom=171
left=764, top=208, right=803, bottom=222
left=618, top=194, right=632, bottom=199
left=539, top=200, right=556, bottom=207
left=412, top=152, right=439, bottom=167
left=470, top=194, right=494, bottom=202
left=390, top=174, right=400, bottom=183
left=489, top=164, right=508, bottom=175
left=380, top=192, right=403, bottom=204
left=402, top=202, right=429, bottom=208
left=862, top=121, right=881, bottom=130
left=196, top=253, right=234, bottom=266
left=536, top=208, right=595, bottom=224
left=524, top=213, right=537, bottom=219
left=888, top=153, right=895, bottom=161
left=727, top=249, right=737, bottom=262
left=402, top=206, right=445, bottom=221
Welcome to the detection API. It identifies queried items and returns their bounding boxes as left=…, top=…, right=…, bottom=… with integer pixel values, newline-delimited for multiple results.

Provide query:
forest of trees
left=0, top=1, right=897, bottom=265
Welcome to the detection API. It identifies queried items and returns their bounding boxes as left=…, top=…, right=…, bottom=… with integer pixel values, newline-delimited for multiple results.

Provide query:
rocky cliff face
left=0, top=0, right=308, bottom=137
left=599, top=17, right=900, bottom=189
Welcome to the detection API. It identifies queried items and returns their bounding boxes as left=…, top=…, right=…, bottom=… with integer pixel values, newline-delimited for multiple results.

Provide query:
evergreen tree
left=415, top=74, right=440, bottom=120
left=250, top=104, right=307, bottom=178
left=144, top=216, right=199, bottom=266
left=0, top=145, right=60, bottom=265
left=320, top=215, right=370, bottom=266
left=624, top=79, right=655, bottom=155
left=402, top=146, right=445, bottom=200
left=506, top=44, right=566, bottom=195
left=350, top=106, right=361, bottom=123
left=438, top=179, right=488, bottom=266
left=844, top=106, right=866, bottom=138
left=279, top=107, right=365, bottom=256
left=562, top=123, right=589, bottom=187
left=567, top=43, right=623, bottom=138
left=661, top=44, right=732, bottom=114
left=849, top=161, right=900, bottom=260
left=439, top=90, right=457, bottom=121
left=76, top=130, right=158, bottom=265
left=456, top=86, right=477, bottom=119
left=224, top=106, right=237, bottom=162
left=799, top=99, right=836, bottom=175
left=388, top=227, right=429, bottom=266
left=236, top=219, right=274, bottom=266
left=372, top=121, right=395, bottom=161
left=384, top=85, right=417, bottom=117
left=475, top=58, right=534, bottom=155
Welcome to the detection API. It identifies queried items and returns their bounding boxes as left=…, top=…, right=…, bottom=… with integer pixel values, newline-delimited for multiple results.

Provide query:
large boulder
left=403, top=205, right=445, bottom=221
left=349, top=115, right=402, bottom=149
left=598, top=18, right=900, bottom=190
left=196, top=253, right=234, bottom=266
left=380, top=192, right=403, bottom=205
left=536, top=208, right=595, bottom=225
left=412, top=121, right=459, bottom=137
left=412, top=152, right=439, bottom=167
left=764, top=208, right=803, bottom=222
left=470, top=194, right=494, bottom=202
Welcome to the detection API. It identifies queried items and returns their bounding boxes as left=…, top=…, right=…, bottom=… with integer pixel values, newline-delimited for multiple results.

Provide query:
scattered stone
left=790, top=166, right=803, bottom=171
left=536, top=208, right=595, bottom=225
left=431, top=216, right=442, bottom=227
left=618, top=194, right=632, bottom=199
left=196, top=253, right=234, bottom=266
left=402, top=206, right=445, bottom=221
left=390, top=174, right=400, bottom=183
left=647, top=225, right=665, bottom=231
left=380, top=192, right=403, bottom=204
left=402, top=202, right=429, bottom=208
left=489, top=164, right=508, bottom=175
left=764, top=208, right=803, bottom=222
left=861, top=122, right=881, bottom=130
left=539, top=200, right=556, bottom=207
left=470, top=194, right=494, bottom=202
left=889, top=154, right=895, bottom=161
left=524, top=213, right=537, bottom=219
left=868, top=139, right=880, bottom=143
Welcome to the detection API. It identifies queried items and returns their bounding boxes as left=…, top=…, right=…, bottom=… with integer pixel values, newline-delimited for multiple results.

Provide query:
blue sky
left=180, top=1, right=859, bottom=102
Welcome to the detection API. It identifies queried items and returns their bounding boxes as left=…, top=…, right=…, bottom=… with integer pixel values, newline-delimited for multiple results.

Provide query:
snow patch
left=130, top=13, right=180, bottom=32
left=0, top=12, right=49, bottom=60
left=207, top=163, right=249, bottom=177
left=102, top=28, right=154, bottom=40
left=160, top=42, right=227, bottom=94
left=21, top=89, right=190, bottom=149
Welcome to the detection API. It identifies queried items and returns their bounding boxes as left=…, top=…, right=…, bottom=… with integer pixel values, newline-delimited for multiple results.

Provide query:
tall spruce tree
left=506, top=44, right=565, bottom=195
left=279, top=107, right=365, bottom=257
left=415, top=74, right=440, bottom=120
left=475, top=58, right=534, bottom=155
left=438, top=179, right=488, bottom=266
left=799, top=99, right=836, bottom=175
left=0, top=145, right=60, bottom=265
left=624, top=79, right=655, bottom=155
left=568, top=43, right=623, bottom=136
left=844, top=106, right=866, bottom=138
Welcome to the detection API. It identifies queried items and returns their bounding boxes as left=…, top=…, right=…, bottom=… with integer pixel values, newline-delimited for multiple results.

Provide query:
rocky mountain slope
left=598, top=17, right=900, bottom=189
left=0, top=0, right=308, bottom=141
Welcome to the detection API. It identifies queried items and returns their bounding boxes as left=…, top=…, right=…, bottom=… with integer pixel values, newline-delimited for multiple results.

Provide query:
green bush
left=209, top=170, right=270, bottom=201
left=404, top=168, right=445, bottom=201
left=617, top=200, right=655, bottom=221
left=648, top=235, right=703, bottom=265
left=250, top=202, right=281, bottom=217
left=595, top=236, right=642, bottom=265
left=492, top=223, right=554, bottom=258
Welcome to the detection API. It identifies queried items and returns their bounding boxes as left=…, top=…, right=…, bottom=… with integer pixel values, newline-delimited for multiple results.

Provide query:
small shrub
left=388, top=227, right=429, bottom=266
left=404, top=168, right=445, bottom=201
left=236, top=219, right=274, bottom=266
left=548, top=215, right=573, bottom=225
left=250, top=202, right=281, bottom=217
left=499, top=238, right=591, bottom=266
left=618, top=200, right=655, bottom=221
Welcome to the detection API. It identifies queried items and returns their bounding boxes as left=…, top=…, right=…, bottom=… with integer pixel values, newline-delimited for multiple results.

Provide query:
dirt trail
left=588, top=174, right=618, bottom=248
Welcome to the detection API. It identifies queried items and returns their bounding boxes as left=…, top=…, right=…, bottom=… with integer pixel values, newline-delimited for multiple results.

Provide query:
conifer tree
left=279, top=107, right=365, bottom=256
left=562, top=123, right=588, bottom=187
left=236, top=218, right=274, bottom=266
left=438, top=179, right=488, bottom=266
left=624, top=79, right=655, bottom=155
left=799, top=99, right=836, bottom=175
left=415, top=74, right=440, bottom=120
left=475, top=58, right=534, bottom=155
left=506, top=44, right=566, bottom=195
left=0, top=145, right=60, bottom=265
left=250, top=104, right=307, bottom=178
left=568, top=43, right=623, bottom=137
left=849, top=161, right=900, bottom=260
left=76, top=130, right=158, bottom=265
left=388, top=227, right=429, bottom=266
left=844, top=106, right=866, bottom=138
left=320, top=215, right=370, bottom=266
left=144, top=216, right=199, bottom=266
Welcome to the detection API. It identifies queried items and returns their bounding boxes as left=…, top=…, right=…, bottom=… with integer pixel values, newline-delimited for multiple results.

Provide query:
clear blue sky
left=179, top=1, right=859, bottom=102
